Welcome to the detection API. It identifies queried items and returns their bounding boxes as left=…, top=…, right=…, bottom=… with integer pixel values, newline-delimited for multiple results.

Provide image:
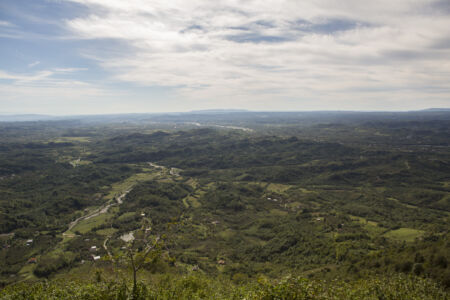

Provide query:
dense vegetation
left=0, top=111, right=448, bottom=298
left=1, top=274, right=448, bottom=299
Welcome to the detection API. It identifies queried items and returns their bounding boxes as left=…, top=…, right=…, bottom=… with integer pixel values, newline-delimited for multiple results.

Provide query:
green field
left=383, top=228, right=425, bottom=242
left=52, top=137, right=92, bottom=143
left=71, top=213, right=112, bottom=234
left=103, top=171, right=158, bottom=200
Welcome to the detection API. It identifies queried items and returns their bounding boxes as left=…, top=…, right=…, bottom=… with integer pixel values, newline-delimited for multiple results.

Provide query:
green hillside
left=0, top=112, right=449, bottom=298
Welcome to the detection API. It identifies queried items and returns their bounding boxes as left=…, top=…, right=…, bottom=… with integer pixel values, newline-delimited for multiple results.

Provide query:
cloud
left=0, top=20, right=15, bottom=27
left=5, top=0, right=446, bottom=111
left=28, top=61, right=41, bottom=68
left=0, top=67, right=89, bottom=84
left=0, top=67, right=120, bottom=114
left=0, top=69, right=53, bottom=83
left=0, top=82, right=118, bottom=114
left=53, top=67, right=88, bottom=72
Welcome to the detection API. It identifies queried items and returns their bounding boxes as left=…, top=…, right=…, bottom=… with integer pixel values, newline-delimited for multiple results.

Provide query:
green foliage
left=0, top=274, right=448, bottom=299
left=0, top=114, right=449, bottom=293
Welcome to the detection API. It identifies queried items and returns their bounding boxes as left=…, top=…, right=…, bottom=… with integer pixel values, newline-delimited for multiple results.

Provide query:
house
left=90, top=246, right=97, bottom=252
left=92, top=255, right=101, bottom=261
left=211, top=221, right=220, bottom=225
left=26, top=239, right=33, bottom=246
left=28, top=257, right=37, bottom=264
left=218, top=259, right=226, bottom=265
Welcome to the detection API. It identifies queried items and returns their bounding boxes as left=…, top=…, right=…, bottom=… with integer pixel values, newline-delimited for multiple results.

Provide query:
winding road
left=66, top=189, right=132, bottom=233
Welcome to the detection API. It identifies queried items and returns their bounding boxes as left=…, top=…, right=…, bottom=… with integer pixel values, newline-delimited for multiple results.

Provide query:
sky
left=0, top=0, right=449, bottom=115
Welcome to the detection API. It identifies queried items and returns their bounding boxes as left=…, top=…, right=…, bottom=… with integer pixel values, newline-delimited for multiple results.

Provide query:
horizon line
left=1, top=107, right=450, bottom=117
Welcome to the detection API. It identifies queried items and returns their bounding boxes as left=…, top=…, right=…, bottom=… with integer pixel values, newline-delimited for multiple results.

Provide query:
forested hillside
left=0, top=112, right=449, bottom=298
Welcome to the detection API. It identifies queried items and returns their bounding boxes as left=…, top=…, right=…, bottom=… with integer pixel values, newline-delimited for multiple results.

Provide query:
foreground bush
left=0, top=274, right=448, bottom=299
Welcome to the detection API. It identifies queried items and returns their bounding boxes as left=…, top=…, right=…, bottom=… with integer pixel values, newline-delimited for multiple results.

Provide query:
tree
left=105, top=218, right=162, bottom=297
left=126, top=230, right=161, bottom=294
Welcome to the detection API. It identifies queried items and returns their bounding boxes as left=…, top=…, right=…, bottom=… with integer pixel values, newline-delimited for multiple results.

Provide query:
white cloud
left=0, top=20, right=14, bottom=27
left=0, top=69, right=53, bottom=83
left=0, top=82, right=119, bottom=114
left=53, top=67, right=88, bottom=72
left=0, top=68, right=123, bottom=114
left=59, top=0, right=450, bottom=110
left=28, top=61, right=41, bottom=68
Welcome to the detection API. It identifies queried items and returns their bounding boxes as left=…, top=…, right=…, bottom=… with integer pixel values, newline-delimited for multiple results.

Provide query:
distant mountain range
left=0, top=114, right=60, bottom=122
left=420, top=108, right=450, bottom=112
left=0, top=108, right=449, bottom=122
left=189, top=109, right=250, bottom=114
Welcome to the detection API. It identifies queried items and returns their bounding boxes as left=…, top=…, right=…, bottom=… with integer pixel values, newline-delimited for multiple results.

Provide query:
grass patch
left=218, top=229, right=235, bottom=240
left=104, top=172, right=157, bottom=200
left=117, top=212, right=136, bottom=221
left=70, top=159, right=92, bottom=167
left=71, top=213, right=111, bottom=234
left=388, top=197, right=418, bottom=209
left=349, top=215, right=378, bottom=226
left=286, top=201, right=302, bottom=209
left=383, top=228, right=425, bottom=242
left=52, top=137, right=91, bottom=143
left=96, top=228, right=118, bottom=236
left=18, top=263, right=37, bottom=281
left=266, top=183, right=293, bottom=193
left=188, top=196, right=201, bottom=208
left=299, top=187, right=317, bottom=194
left=363, top=224, right=386, bottom=236
left=184, top=178, right=198, bottom=188
left=270, top=209, right=288, bottom=216
left=192, top=224, right=209, bottom=238
left=182, top=188, right=205, bottom=208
